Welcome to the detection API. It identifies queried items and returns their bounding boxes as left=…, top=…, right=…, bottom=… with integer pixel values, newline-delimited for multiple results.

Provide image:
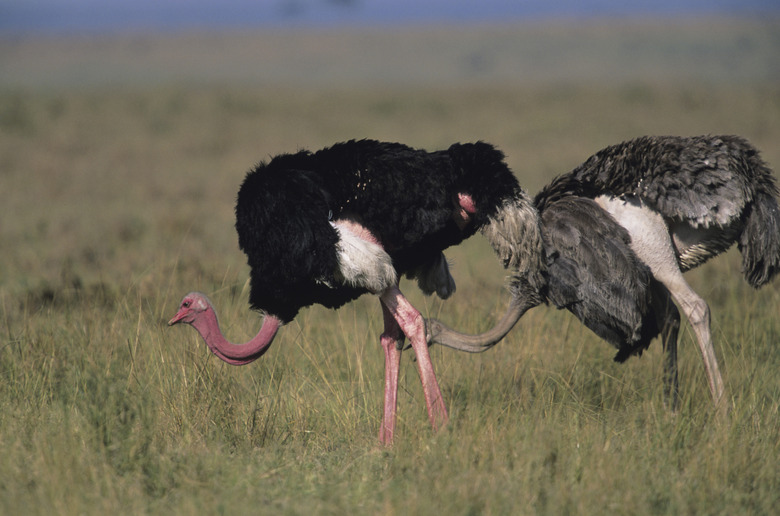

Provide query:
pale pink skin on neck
left=168, top=293, right=281, bottom=366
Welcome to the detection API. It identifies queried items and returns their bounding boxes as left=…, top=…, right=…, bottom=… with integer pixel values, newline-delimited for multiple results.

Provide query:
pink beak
left=168, top=309, right=189, bottom=326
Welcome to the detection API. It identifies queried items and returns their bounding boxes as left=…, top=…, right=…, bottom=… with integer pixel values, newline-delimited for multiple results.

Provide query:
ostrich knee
left=684, top=296, right=710, bottom=332
left=681, top=295, right=724, bottom=404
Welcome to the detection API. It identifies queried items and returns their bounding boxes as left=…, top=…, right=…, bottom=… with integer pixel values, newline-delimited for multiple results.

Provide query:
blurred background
left=1, top=1, right=778, bottom=89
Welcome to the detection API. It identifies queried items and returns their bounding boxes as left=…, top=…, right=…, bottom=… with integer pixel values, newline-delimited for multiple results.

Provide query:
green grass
left=2, top=20, right=780, bottom=515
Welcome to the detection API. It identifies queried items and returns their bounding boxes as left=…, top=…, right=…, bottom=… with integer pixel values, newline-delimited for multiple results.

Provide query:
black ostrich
left=168, top=139, right=545, bottom=444
left=430, top=135, right=780, bottom=410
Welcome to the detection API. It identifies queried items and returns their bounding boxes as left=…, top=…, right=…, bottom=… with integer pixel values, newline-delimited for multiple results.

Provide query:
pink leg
left=378, top=302, right=403, bottom=445
left=380, top=285, right=448, bottom=433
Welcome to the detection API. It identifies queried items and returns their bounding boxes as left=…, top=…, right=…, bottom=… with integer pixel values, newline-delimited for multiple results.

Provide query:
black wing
left=540, top=196, right=661, bottom=360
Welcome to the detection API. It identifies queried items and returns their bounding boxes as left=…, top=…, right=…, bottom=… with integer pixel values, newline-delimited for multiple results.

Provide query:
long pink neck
left=191, top=307, right=281, bottom=365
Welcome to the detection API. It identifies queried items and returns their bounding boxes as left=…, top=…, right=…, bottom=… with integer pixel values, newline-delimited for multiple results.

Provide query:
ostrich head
left=168, top=292, right=212, bottom=326
left=167, top=291, right=281, bottom=366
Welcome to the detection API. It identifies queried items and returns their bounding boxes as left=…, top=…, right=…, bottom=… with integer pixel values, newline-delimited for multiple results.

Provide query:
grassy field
left=1, top=18, right=780, bottom=514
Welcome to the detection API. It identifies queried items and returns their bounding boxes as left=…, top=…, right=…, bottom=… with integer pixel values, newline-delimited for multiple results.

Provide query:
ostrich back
left=537, top=135, right=780, bottom=285
left=536, top=135, right=777, bottom=228
left=235, top=139, right=522, bottom=321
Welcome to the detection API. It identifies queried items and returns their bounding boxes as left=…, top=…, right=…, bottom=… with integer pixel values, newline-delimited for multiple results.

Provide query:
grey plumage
left=537, top=135, right=780, bottom=286
left=432, top=135, right=779, bottom=410
left=480, top=196, right=546, bottom=294
left=540, top=135, right=780, bottom=407
left=540, top=196, right=665, bottom=363
left=428, top=192, right=669, bottom=364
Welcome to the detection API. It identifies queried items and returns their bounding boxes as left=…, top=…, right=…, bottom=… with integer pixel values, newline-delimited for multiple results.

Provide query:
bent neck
left=426, top=274, right=544, bottom=353
left=192, top=308, right=281, bottom=365
left=426, top=295, right=537, bottom=353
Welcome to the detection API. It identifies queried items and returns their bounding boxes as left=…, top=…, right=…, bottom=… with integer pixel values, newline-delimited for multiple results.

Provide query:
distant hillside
left=1, top=17, right=778, bottom=89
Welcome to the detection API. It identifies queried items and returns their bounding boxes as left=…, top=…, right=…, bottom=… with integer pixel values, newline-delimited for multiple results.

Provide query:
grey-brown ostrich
left=430, top=135, right=780, bottom=410
left=169, top=139, right=544, bottom=445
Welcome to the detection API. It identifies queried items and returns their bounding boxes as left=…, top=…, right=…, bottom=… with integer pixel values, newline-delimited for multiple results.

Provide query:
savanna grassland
left=1, top=17, right=779, bottom=515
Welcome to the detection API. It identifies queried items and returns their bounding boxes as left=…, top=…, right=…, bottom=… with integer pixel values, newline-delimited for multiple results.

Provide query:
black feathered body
left=537, top=196, right=664, bottom=361
left=235, top=139, right=523, bottom=322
